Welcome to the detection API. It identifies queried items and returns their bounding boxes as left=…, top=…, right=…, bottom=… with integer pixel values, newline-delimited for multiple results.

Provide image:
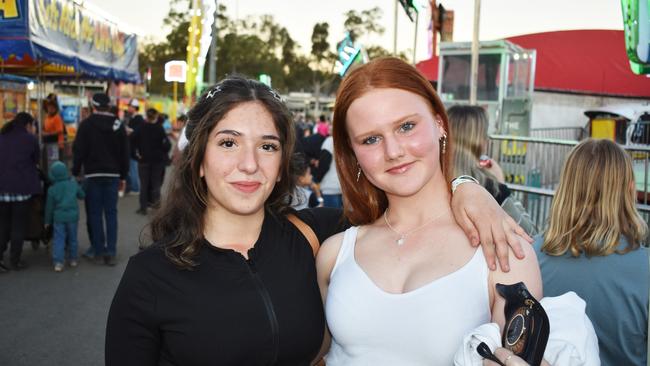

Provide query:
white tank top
left=325, top=226, right=491, bottom=366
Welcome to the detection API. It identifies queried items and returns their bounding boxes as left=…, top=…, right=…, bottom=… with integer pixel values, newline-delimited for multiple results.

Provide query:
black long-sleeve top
left=72, top=112, right=129, bottom=179
left=106, top=208, right=346, bottom=366
left=131, top=122, right=171, bottom=164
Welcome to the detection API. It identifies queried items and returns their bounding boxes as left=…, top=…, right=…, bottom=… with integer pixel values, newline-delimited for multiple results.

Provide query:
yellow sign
left=0, top=0, right=19, bottom=19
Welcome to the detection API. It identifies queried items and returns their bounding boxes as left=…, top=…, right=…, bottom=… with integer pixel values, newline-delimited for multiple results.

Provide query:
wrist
left=451, top=175, right=479, bottom=194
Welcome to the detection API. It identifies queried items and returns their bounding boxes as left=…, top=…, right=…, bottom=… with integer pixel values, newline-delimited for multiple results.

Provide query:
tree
left=138, top=1, right=339, bottom=95
left=342, top=7, right=385, bottom=42
left=311, top=22, right=330, bottom=64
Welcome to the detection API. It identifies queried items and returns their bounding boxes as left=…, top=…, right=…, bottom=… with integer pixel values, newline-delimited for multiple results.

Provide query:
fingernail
left=503, top=264, right=510, bottom=272
left=490, top=263, right=496, bottom=271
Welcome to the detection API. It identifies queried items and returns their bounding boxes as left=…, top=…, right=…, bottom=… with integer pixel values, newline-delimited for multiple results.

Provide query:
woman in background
left=534, top=138, right=648, bottom=366
left=0, top=112, right=41, bottom=272
left=448, top=105, right=538, bottom=236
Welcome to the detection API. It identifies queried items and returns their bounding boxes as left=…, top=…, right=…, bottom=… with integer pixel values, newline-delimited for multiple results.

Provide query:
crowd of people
left=0, top=92, right=181, bottom=272
left=0, top=57, right=647, bottom=365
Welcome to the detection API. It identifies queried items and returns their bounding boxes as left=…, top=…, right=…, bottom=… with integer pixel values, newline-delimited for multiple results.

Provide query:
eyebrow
left=353, top=113, right=420, bottom=140
left=215, top=129, right=281, bottom=141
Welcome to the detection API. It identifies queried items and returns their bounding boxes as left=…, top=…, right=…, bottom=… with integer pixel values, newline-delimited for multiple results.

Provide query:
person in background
left=72, top=93, right=129, bottom=266
left=315, top=114, right=329, bottom=137
left=131, top=108, right=171, bottom=215
left=45, top=161, right=85, bottom=272
left=312, top=132, right=342, bottom=208
left=534, top=138, right=649, bottom=366
left=42, top=94, right=66, bottom=162
left=291, top=154, right=323, bottom=210
left=448, top=105, right=538, bottom=236
left=80, top=106, right=91, bottom=121
left=0, top=112, right=41, bottom=272
left=124, top=99, right=144, bottom=195
left=170, top=114, right=188, bottom=164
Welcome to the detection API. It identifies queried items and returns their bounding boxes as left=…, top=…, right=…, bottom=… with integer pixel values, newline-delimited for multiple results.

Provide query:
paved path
left=0, top=193, right=149, bottom=366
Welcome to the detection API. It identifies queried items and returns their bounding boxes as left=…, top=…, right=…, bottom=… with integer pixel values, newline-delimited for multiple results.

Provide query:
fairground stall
left=0, top=0, right=140, bottom=168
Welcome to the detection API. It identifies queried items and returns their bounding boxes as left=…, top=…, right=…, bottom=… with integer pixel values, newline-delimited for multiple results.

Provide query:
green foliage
left=138, top=2, right=398, bottom=96
left=343, top=7, right=385, bottom=42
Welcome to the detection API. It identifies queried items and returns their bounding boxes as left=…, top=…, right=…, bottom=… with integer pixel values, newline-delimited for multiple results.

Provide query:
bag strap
left=287, top=213, right=320, bottom=256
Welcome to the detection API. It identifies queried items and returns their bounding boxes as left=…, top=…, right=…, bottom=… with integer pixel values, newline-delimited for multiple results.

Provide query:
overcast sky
left=84, top=0, right=623, bottom=62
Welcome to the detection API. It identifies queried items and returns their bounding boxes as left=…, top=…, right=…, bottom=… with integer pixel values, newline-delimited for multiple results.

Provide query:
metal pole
left=208, top=0, right=218, bottom=85
left=412, top=12, right=419, bottom=64
left=172, top=81, right=178, bottom=125
left=393, top=0, right=398, bottom=55
left=469, top=0, right=481, bottom=104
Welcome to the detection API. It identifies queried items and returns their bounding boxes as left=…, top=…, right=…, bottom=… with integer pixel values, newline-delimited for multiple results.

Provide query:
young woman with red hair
left=316, top=58, right=542, bottom=365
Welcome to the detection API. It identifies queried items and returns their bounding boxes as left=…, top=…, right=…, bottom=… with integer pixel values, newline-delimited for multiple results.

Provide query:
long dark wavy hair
left=149, top=76, right=296, bottom=268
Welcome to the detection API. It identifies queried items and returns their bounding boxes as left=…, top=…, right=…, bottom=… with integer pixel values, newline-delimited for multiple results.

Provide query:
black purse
left=497, top=282, right=549, bottom=366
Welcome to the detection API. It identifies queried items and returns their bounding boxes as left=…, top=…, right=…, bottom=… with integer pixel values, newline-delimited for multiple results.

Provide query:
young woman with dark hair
left=106, top=75, right=531, bottom=365
left=317, top=58, right=542, bottom=365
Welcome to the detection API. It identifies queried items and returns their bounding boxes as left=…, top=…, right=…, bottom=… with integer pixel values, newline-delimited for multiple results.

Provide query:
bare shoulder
left=316, top=231, right=346, bottom=281
left=491, top=237, right=541, bottom=294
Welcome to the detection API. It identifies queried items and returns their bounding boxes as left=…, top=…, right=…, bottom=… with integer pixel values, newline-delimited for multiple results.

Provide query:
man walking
left=72, top=93, right=129, bottom=266
left=123, top=99, right=144, bottom=195
left=131, top=108, right=170, bottom=215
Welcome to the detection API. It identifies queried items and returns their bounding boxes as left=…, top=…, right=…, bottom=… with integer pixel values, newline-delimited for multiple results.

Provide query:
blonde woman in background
left=448, top=105, right=538, bottom=236
left=534, top=138, right=649, bottom=366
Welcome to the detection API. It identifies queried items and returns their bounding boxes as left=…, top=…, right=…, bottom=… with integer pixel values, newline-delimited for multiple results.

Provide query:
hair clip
left=206, top=85, right=223, bottom=99
left=263, top=85, right=283, bottom=102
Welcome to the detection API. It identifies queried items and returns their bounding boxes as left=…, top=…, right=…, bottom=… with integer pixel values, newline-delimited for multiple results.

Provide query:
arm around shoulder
left=105, top=255, right=160, bottom=366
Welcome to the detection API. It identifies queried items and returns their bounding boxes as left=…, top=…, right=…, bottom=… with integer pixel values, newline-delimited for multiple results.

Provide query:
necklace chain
left=383, top=209, right=446, bottom=246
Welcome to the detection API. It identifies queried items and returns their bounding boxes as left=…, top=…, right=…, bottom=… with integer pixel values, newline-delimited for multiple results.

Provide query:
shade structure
left=0, top=0, right=140, bottom=83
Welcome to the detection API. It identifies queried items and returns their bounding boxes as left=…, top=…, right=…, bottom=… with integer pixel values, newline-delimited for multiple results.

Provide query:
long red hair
left=333, top=57, right=452, bottom=225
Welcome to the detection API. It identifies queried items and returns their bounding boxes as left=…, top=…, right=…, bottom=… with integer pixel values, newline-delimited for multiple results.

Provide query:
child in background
left=45, top=161, right=85, bottom=272
left=291, top=154, right=323, bottom=210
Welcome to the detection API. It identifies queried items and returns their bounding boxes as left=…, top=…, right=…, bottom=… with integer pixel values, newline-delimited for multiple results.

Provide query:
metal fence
left=530, top=126, right=587, bottom=141
left=488, top=135, right=578, bottom=188
left=488, top=135, right=650, bottom=237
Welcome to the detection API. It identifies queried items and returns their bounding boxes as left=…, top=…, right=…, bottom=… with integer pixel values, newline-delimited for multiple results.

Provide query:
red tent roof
left=416, top=30, right=650, bottom=98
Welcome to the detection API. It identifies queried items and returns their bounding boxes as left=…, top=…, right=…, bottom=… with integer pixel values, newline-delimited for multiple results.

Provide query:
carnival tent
left=417, top=30, right=650, bottom=98
left=0, top=0, right=139, bottom=83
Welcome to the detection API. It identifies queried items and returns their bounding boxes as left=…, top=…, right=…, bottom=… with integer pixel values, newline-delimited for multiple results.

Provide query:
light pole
left=208, top=1, right=218, bottom=86
left=469, top=0, right=481, bottom=105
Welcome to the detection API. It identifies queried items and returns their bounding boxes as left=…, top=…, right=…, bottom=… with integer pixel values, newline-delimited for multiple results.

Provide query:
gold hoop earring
left=356, top=166, right=362, bottom=182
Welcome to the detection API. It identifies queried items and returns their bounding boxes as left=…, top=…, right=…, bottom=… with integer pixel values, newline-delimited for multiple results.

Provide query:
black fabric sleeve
left=130, top=127, right=140, bottom=161
left=105, top=256, right=160, bottom=366
left=72, top=123, right=87, bottom=177
left=311, top=150, right=332, bottom=183
left=31, top=136, right=40, bottom=167
left=494, top=182, right=512, bottom=205
left=119, top=125, right=130, bottom=179
left=160, top=125, right=172, bottom=154
left=295, top=207, right=350, bottom=244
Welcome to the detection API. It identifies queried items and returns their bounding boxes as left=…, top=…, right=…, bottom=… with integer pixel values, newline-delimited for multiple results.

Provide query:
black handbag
left=497, top=282, right=550, bottom=366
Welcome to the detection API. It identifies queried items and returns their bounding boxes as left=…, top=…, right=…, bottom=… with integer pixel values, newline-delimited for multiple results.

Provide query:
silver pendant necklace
left=383, top=209, right=446, bottom=246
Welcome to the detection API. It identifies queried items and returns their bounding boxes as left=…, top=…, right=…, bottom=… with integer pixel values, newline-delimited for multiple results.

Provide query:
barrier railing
left=490, top=136, right=650, bottom=241
left=488, top=135, right=578, bottom=188
left=530, top=127, right=587, bottom=141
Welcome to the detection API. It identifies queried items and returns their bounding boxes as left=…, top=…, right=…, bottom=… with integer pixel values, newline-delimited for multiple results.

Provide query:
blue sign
left=61, top=105, right=79, bottom=123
